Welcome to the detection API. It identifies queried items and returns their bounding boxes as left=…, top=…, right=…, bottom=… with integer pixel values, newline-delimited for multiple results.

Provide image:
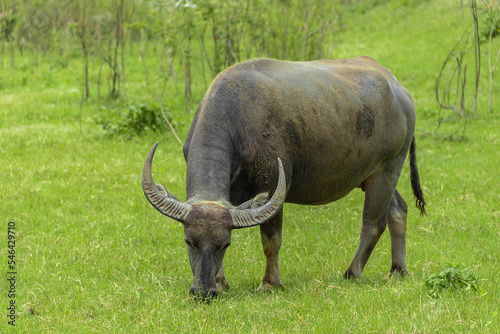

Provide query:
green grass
left=1, top=0, right=500, bottom=332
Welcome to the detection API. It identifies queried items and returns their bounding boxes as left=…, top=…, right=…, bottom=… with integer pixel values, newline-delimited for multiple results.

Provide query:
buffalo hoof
left=389, top=265, right=409, bottom=277
left=257, top=281, right=284, bottom=292
left=189, top=287, right=219, bottom=302
left=216, top=277, right=230, bottom=292
left=343, top=269, right=360, bottom=279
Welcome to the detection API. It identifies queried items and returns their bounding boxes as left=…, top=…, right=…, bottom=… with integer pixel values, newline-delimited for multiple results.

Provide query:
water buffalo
left=142, top=56, right=426, bottom=299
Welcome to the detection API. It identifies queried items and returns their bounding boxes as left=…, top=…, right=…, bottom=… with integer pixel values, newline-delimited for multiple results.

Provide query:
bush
left=480, top=6, right=500, bottom=43
left=94, top=102, right=177, bottom=138
left=424, top=264, right=480, bottom=298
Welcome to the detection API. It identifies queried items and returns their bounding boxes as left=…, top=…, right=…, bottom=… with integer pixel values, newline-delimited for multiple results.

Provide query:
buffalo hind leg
left=344, top=158, right=405, bottom=278
left=258, top=209, right=283, bottom=291
left=387, top=189, right=408, bottom=276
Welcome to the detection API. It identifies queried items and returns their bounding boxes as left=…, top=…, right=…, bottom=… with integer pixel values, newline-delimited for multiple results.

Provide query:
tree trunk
left=120, top=0, right=127, bottom=101
left=111, top=40, right=120, bottom=99
left=471, top=0, right=480, bottom=118
left=184, top=20, right=192, bottom=117
left=488, top=22, right=500, bottom=114
left=111, top=0, right=122, bottom=99
left=212, top=16, right=220, bottom=76
left=184, top=47, right=191, bottom=117
left=1, top=38, right=4, bottom=69
left=82, top=40, right=90, bottom=99
left=121, top=30, right=127, bottom=102
left=10, top=39, right=15, bottom=74
left=97, top=59, right=104, bottom=99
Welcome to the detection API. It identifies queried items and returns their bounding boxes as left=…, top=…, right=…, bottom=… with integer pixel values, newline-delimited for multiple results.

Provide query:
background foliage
left=1, top=0, right=500, bottom=333
left=1, top=0, right=498, bottom=127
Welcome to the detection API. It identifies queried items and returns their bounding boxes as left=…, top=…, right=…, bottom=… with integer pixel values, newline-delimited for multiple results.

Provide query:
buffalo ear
left=157, top=184, right=181, bottom=201
left=230, top=158, right=286, bottom=229
left=250, top=192, right=269, bottom=208
left=234, top=192, right=270, bottom=210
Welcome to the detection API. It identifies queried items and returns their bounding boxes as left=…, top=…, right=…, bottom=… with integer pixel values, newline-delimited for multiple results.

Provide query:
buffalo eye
left=218, top=242, right=231, bottom=252
left=185, top=239, right=197, bottom=249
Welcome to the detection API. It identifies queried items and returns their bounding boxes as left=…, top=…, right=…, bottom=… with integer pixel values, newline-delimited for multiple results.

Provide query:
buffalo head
left=142, top=142, right=286, bottom=299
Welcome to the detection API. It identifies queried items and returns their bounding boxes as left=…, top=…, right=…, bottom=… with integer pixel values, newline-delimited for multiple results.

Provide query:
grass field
left=1, top=0, right=500, bottom=332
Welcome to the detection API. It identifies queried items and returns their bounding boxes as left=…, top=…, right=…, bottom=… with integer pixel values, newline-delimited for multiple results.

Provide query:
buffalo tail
left=409, top=137, right=427, bottom=216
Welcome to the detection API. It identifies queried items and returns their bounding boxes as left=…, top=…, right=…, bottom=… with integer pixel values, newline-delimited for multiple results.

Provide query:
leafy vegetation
left=95, top=102, right=177, bottom=138
left=480, top=2, right=500, bottom=42
left=1, top=0, right=500, bottom=333
left=425, top=264, right=480, bottom=298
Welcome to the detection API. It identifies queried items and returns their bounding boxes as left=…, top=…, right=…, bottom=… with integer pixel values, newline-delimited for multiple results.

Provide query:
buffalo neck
left=185, top=116, right=234, bottom=204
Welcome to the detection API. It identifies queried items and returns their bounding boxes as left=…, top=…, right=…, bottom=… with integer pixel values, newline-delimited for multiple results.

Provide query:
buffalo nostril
left=207, top=289, right=219, bottom=298
left=189, top=287, right=219, bottom=301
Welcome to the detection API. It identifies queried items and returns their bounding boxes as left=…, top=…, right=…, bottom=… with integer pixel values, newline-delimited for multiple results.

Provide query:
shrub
left=95, top=102, right=177, bottom=138
left=424, top=264, right=480, bottom=298
left=480, top=7, right=500, bottom=43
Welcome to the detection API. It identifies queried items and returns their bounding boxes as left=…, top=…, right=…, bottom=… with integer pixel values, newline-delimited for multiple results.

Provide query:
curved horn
left=142, top=142, right=191, bottom=223
left=230, top=158, right=287, bottom=229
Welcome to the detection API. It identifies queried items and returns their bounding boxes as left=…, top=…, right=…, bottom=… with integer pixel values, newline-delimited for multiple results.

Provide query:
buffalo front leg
left=387, top=189, right=409, bottom=276
left=258, top=209, right=283, bottom=291
left=216, top=263, right=230, bottom=291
